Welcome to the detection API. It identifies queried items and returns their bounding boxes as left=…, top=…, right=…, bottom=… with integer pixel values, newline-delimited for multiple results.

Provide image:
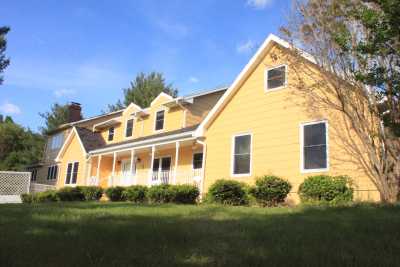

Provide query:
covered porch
left=87, top=138, right=205, bottom=192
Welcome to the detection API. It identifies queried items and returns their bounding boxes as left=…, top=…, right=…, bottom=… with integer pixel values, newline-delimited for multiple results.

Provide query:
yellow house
left=53, top=34, right=380, bottom=202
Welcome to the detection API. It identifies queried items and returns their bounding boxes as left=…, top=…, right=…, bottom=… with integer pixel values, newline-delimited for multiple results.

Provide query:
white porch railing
left=103, top=168, right=203, bottom=188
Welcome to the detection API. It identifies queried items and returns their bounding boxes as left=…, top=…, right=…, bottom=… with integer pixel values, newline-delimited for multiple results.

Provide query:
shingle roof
left=75, top=127, right=106, bottom=152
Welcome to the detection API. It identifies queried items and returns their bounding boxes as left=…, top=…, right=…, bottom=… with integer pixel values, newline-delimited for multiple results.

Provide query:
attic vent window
left=265, top=65, right=287, bottom=91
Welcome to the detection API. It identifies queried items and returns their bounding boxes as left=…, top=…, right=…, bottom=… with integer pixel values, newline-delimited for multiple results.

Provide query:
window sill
left=264, top=85, right=287, bottom=93
left=300, top=167, right=329, bottom=174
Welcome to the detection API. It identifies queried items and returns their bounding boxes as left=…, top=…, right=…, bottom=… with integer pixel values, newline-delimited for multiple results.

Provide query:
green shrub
left=299, top=175, right=353, bottom=204
left=56, top=187, right=84, bottom=201
left=171, top=185, right=199, bottom=204
left=249, top=175, right=292, bottom=206
left=207, top=179, right=248, bottom=205
left=105, top=186, right=126, bottom=201
left=122, top=185, right=148, bottom=203
left=146, top=184, right=174, bottom=203
left=77, top=186, right=103, bottom=201
left=21, top=193, right=34, bottom=203
left=35, top=190, right=59, bottom=203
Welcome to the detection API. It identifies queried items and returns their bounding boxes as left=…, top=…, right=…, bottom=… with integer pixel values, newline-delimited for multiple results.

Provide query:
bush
left=105, top=186, right=126, bottom=201
left=77, top=186, right=103, bottom=201
left=56, top=187, right=84, bottom=201
left=146, top=184, right=174, bottom=203
left=21, top=193, right=34, bottom=203
left=299, top=175, right=353, bottom=204
left=249, top=175, right=292, bottom=206
left=171, top=185, right=199, bottom=204
left=35, top=190, right=59, bottom=203
left=207, top=179, right=248, bottom=205
left=122, top=185, right=148, bottom=203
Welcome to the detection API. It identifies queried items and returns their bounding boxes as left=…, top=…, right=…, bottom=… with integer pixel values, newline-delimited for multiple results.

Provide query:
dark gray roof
left=93, top=124, right=199, bottom=152
left=75, top=127, right=107, bottom=152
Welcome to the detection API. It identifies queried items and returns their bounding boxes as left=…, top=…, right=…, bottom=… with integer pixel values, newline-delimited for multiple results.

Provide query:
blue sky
left=0, top=0, right=290, bottom=131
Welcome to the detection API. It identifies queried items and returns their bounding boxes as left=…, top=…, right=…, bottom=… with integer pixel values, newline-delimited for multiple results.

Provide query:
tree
left=39, top=103, right=69, bottom=134
left=0, top=26, right=10, bottom=85
left=108, top=72, right=178, bottom=111
left=281, top=0, right=400, bottom=202
left=0, top=117, right=44, bottom=171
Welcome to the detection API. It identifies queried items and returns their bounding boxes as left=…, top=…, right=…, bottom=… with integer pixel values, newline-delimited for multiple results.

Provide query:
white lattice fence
left=0, top=171, right=31, bottom=203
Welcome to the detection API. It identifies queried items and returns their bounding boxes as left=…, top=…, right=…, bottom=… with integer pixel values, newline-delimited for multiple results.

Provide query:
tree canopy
left=39, top=103, right=70, bottom=134
left=0, top=116, right=44, bottom=171
left=281, top=0, right=400, bottom=202
left=0, top=26, right=10, bottom=85
left=108, top=72, right=178, bottom=111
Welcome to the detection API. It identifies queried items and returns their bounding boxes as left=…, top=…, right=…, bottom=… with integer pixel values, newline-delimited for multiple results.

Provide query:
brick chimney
left=68, top=102, right=82, bottom=123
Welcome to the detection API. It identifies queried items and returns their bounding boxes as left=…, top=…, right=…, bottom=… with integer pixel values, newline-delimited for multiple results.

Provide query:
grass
left=1, top=203, right=400, bottom=267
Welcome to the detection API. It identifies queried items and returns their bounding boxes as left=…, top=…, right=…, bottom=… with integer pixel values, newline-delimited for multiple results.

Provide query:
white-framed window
left=265, top=64, right=287, bottom=91
left=231, top=133, right=252, bottom=177
left=31, top=169, right=37, bottom=182
left=65, top=162, right=79, bottom=185
left=108, top=127, right=115, bottom=141
left=49, top=133, right=63, bottom=150
left=300, top=120, right=329, bottom=172
left=154, top=110, right=165, bottom=131
left=192, top=153, right=203, bottom=169
left=46, top=165, right=58, bottom=180
left=125, top=118, right=134, bottom=137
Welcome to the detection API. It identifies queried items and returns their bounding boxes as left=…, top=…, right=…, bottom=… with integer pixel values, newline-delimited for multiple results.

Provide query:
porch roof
left=89, top=124, right=199, bottom=155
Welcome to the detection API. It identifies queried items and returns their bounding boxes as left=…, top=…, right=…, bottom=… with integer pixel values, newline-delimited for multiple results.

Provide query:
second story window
left=108, top=127, right=115, bottom=141
left=125, top=119, right=134, bottom=137
left=155, top=110, right=165, bottom=131
left=265, top=65, right=287, bottom=91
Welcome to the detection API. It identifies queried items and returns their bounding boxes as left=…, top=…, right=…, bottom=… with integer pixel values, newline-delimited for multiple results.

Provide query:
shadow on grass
left=0, top=203, right=399, bottom=267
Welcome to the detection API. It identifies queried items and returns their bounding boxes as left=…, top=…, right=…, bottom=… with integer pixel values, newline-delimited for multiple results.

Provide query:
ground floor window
left=232, top=133, right=252, bottom=176
left=192, top=153, right=203, bottom=169
left=31, top=169, right=37, bottom=181
left=65, top=162, right=79, bottom=184
left=47, top=165, right=58, bottom=180
left=301, top=121, right=328, bottom=171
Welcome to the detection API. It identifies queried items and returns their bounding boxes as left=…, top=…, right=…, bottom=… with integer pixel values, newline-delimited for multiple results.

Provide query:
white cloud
left=236, top=40, right=255, bottom=54
left=54, top=88, right=76, bottom=98
left=0, top=102, right=21, bottom=115
left=246, top=0, right=273, bottom=9
left=188, top=76, right=199, bottom=83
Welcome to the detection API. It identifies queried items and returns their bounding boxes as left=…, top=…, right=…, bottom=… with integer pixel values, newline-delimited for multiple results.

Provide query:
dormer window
left=155, top=110, right=165, bottom=131
left=265, top=65, right=287, bottom=91
left=125, top=119, right=134, bottom=137
left=108, top=127, right=115, bottom=141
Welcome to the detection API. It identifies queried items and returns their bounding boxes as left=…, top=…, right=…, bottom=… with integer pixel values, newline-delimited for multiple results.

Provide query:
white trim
left=299, top=120, right=329, bottom=173
left=123, top=102, right=142, bottom=116
left=173, top=141, right=180, bottom=184
left=90, top=134, right=196, bottom=155
left=149, top=145, right=155, bottom=185
left=55, top=127, right=87, bottom=162
left=195, top=34, right=316, bottom=137
left=230, top=132, right=253, bottom=178
left=153, top=109, right=166, bottom=133
left=92, top=118, right=121, bottom=131
left=264, top=64, right=288, bottom=92
left=65, top=161, right=79, bottom=185
left=150, top=92, right=174, bottom=107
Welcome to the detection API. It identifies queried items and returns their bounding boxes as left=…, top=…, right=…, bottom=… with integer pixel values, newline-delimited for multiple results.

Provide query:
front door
left=152, top=157, right=171, bottom=184
left=121, top=160, right=134, bottom=185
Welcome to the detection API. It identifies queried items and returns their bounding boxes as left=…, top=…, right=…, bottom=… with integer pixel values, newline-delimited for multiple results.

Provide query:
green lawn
left=1, top=203, right=400, bottom=267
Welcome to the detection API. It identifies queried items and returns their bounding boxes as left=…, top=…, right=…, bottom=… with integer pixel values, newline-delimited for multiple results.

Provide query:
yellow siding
left=204, top=44, right=379, bottom=203
left=57, top=132, right=87, bottom=188
left=186, top=91, right=225, bottom=126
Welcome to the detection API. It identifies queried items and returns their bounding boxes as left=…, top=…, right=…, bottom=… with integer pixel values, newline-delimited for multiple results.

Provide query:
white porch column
left=111, top=152, right=117, bottom=186
left=130, top=149, right=135, bottom=185
left=173, top=141, right=180, bottom=184
left=96, top=155, right=102, bottom=185
left=149, top=145, right=155, bottom=185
